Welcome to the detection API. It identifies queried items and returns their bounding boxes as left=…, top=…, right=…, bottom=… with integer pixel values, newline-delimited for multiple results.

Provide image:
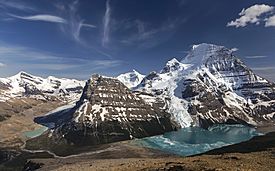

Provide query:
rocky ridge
left=0, top=71, right=85, bottom=102
left=49, top=74, right=178, bottom=146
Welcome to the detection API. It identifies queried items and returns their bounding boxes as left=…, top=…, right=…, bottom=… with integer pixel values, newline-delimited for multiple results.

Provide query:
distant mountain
left=136, top=43, right=275, bottom=128
left=0, top=72, right=85, bottom=147
left=48, top=74, right=177, bottom=146
left=0, top=71, right=85, bottom=102
left=117, top=69, right=145, bottom=89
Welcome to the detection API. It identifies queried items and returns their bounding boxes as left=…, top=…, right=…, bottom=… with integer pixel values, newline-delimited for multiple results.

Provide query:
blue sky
left=0, top=0, right=274, bottom=81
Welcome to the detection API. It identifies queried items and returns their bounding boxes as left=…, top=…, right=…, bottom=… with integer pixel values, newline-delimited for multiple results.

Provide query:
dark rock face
left=53, top=75, right=178, bottom=146
left=180, top=47, right=275, bottom=127
left=0, top=149, right=19, bottom=164
left=22, top=160, right=44, bottom=171
left=181, top=77, right=257, bottom=128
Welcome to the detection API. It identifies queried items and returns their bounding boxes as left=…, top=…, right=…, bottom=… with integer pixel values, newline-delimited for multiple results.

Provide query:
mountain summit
left=182, top=43, right=230, bottom=64
left=117, top=69, right=145, bottom=89
left=136, top=43, right=275, bottom=128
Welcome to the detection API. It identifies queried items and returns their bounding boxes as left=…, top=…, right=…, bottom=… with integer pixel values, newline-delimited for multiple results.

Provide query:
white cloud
left=102, top=0, right=111, bottom=47
left=0, top=62, right=6, bottom=67
left=265, top=15, right=275, bottom=27
left=227, top=4, right=274, bottom=27
left=9, top=14, right=67, bottom=23
left=245, top=55, right=267, bottom=59
left=230, top=48, right=238, bottom=52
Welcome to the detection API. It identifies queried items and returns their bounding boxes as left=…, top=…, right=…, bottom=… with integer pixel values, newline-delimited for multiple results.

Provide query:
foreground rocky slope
left=19, top=132, right=275, bottom=171
left=134, top=43, right=275, bottom=128
left=47, top=75, right=177, bottom=146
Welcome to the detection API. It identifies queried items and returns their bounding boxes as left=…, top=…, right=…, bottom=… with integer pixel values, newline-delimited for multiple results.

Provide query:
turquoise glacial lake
left=23, top=126, right=48, bottom=138
left=134, top=124, right=260, bottom=156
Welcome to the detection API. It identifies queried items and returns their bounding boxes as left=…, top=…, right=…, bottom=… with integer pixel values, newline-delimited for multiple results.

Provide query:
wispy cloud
left=102, top=0, right=111, bottom=47
left=59, top=1, right=90, bottom=43
left=0, top=0, right=36, bottom=12
left=252, top=67, right=275, bottom=81
left=0, top=42, right=122, bottom=77
left=245, top=55, right=267, bottom=59
left=119, top=18, right=180, bottom=48
left=56, top=1, right=111, bottom=58
left=92, top=59, right=123, bottom=69
left=81, top=23, right=97, bottom=28
left=227, top=4, right=275, bottom=28
left=8, top=14, right=67, bottom=23
left=2, top=1, right=97, bottom=47
left=176, top=0, right=187, bottom=7
left=251, top=66, right=275, bottom=71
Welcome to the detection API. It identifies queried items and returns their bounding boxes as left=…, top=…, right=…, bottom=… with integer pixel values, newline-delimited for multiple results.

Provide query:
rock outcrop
left=51, top=75, right=178, bottom=146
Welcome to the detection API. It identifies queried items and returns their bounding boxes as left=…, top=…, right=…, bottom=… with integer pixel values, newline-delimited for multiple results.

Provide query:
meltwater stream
left=134, top=124, right=260, bottom=156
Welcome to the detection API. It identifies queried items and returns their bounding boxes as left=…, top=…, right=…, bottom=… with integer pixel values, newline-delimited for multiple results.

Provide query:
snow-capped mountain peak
left=136, top=43, right=275, bottom=128
left=8, top=71, right=44, bottom=85
left=160, top=58, right=186, bottom=74
left=0, top=71, right=85, bottom=102
left=182, top=43, right=232, bottom=65
left=117, top=69, right=145, bottom=89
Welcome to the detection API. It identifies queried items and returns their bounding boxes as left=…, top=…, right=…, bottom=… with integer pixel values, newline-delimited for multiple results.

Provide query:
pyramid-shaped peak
left=182, top=43, right=232, bottom=64
left=161, top=58, right=185, bottom=74
left=9, top=71, right=36, bottom=80
left=166, top=58, right=180, bottom=66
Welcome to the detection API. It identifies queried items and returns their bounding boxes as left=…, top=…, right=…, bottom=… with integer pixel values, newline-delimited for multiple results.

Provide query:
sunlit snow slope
left=0, top=71, right=85, bottom=102
left=117, top=69, right=145, bottom=89
left=136, top=43, right=275, bottom=128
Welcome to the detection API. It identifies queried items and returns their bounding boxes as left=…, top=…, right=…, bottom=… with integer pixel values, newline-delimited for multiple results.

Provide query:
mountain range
left=1, top=43, right=274, bottom=147
left=0, top=71, right=85, bottom=102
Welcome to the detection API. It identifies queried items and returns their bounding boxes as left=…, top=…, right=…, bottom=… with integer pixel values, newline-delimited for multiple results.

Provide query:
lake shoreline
left=1, top=124, right=274, bottom=171
left=21, top=131, right=275, bottom=171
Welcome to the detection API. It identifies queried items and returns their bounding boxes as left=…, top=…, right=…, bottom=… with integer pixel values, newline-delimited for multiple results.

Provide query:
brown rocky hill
left=50, top=75, right=178, bottom=146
